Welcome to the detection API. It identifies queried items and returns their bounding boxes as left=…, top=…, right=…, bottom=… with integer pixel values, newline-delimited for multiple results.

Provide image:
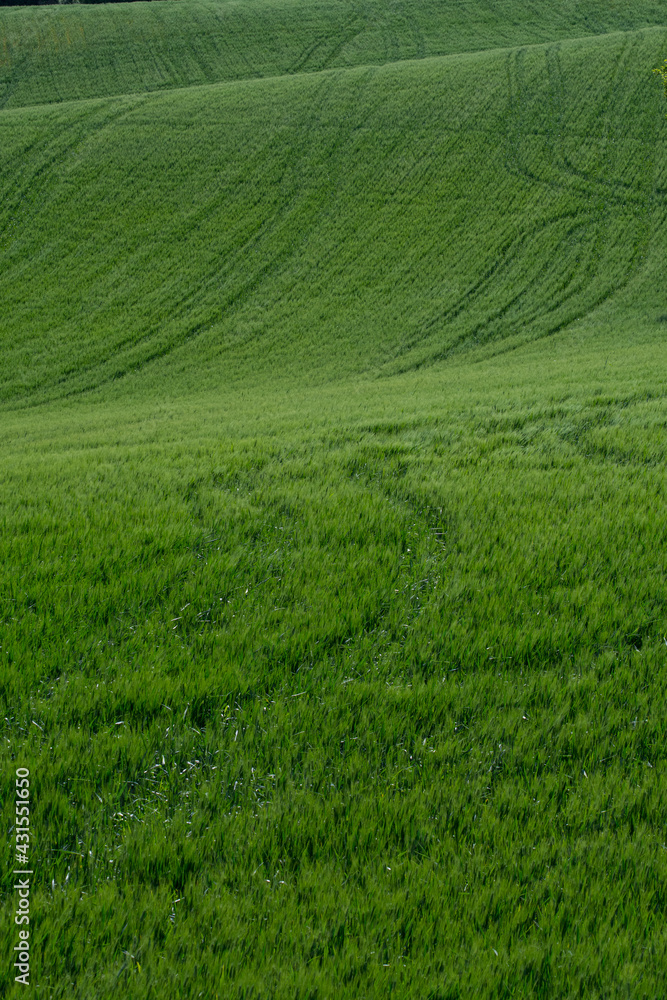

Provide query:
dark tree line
left=0, top=0, right=162, bottom=5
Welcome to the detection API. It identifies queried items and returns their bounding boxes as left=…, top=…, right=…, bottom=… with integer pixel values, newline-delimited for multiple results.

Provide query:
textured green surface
left=1, top=28, right=666, bottom=407
left=0, top=0, right=666, bottom=109
left=1, top=3, right=667, bottom=997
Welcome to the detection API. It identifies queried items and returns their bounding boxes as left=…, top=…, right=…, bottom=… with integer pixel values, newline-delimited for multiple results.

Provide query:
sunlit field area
left=1, top=1, right=667, bottom=997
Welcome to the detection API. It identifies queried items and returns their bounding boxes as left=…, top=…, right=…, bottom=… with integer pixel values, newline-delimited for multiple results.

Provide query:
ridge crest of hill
left=1, top=25, right=665, bottom=113
left=0, top=0, right=666, bottom=109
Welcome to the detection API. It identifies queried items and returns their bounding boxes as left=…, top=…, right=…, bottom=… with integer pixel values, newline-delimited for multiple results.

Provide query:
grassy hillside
left=0, top=0, right=666, bottom=109
left=1, top=27, right=666, bottom=408
left=2, top=324, right=667, bottom=999
left=1, top=3, right=667, bottom=998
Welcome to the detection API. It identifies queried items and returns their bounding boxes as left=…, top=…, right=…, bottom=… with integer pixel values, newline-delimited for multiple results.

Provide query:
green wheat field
left=1, top=0, right=667, bottom=996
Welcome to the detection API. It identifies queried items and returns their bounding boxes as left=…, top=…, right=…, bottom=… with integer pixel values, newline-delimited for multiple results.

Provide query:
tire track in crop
left=0, top=96, right=147, bottom=260
left=290, top=11, right=364, bottom=75
left=413, top=35, right=651, bottom=367
left=406, top=4, right=427, bottom=60
left=191, top=68, right=380, bottom=309
left=173, top=4, right=248, bottom=86
left=413, top=211, right=580, bottom=333
left=504, top=41, right=642, bottom=206
left=0, top=96, right=155, bottom=403
left=248, top=63, right=441, bottom=310
left=366, top=1, right=426, bottom=64
left=47, top=68, right=387, bottom=397
left=174, top=67, right=383, bottom=334
left=0, top=40, right=22, bottom=110
left=383, top=212, right=584, bottom=368
left=557, top=36, right=635, bottom=187
left=9, top=70, right=340, bottom=393
left=540, top=35, right=658, bottom=329
left=383, top=165, right=650, bottom=374
left=449, top=220, right=615, bottom=353
left=431, top=215, right=647, bottom=364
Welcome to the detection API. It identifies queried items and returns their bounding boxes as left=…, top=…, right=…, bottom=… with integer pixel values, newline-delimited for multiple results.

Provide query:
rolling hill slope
left=0, top=0, right=666, bottom=110
left=0, top=26, right=665, bottom=407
